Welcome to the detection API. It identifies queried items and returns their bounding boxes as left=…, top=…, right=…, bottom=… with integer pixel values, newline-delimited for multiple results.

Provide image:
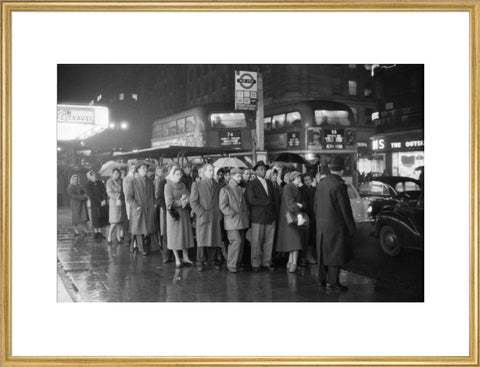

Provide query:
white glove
left=297, top=214, right=305, bottom=226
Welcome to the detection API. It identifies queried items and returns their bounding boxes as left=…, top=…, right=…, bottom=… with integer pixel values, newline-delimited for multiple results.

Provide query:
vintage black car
left=373, top=192, right=424, bottom=256
left=359, top=176, right=423, bottom=217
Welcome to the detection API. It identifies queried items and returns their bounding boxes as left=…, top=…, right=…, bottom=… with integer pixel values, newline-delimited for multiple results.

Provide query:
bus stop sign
left=235, top=70, right=258, bottom=111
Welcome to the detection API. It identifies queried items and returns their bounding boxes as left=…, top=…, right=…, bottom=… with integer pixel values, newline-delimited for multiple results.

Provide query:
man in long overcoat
left=245, top=161, right=277, bottom=271
left=190, top=163, right=223, bottom=271
left=314, top=156, right=356, bottom=290
left=126, top=161, right=156, bottom=256
left=219, top=168, right=250, bottom=273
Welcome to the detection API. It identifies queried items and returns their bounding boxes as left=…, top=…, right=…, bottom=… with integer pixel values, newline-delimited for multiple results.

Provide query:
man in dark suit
left=314, top=156, right=356, bottom=290
left=180, top=161, right=194, bottom=193
left=245, top=161, right=277, bottom=272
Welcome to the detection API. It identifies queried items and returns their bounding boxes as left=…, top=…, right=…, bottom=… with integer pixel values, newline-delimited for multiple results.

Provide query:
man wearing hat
left=126, top=161, right=156, bottom=256
left=219, top=168, right=250, bottom=273
left=180, top=161, right=194, bottom=192
left=314, top=155, right=356, bottom=290
left=245, top=161, right=277, bottom=272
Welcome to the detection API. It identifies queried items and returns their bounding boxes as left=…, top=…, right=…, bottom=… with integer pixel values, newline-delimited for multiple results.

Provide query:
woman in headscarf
left=106, top=168, right=126, bottom=244
left=85, top=170, right=109, bottom=239
left=164, top=166, right=195, bottom=268
left=275, top=170, right=307, bottom=273
left=67, top=174, right=89, bottom=236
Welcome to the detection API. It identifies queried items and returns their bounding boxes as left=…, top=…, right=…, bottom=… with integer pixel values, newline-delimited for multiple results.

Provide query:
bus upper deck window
left=185, top=115, right=195, bottom=132
left=286, top=111, right=301, bottom=126
left=315, top=110, right=350, bottom=126
left=177, top=118, right=186, bottom=134
left=264, top=117, right=272, bottom=130
left=210, top=113, right=246, bottom=128
left=272, top=114, right=285, bottom=129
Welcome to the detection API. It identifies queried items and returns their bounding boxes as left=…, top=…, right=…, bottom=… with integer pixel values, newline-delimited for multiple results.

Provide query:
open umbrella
left=414, top=166, right=424, bottom=171
left=270, top=152, right=308, bottom=165
left=99, top=160, right=128, bottom=177
left=213, top=157, right=248, bottom=169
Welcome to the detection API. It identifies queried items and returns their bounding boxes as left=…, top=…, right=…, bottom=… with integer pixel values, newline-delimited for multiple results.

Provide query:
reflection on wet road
left=57, top=209, right=423, bottom=302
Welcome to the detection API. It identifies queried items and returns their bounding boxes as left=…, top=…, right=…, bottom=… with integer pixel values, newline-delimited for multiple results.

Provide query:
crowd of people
left=66, top=155, right=356, bottom=290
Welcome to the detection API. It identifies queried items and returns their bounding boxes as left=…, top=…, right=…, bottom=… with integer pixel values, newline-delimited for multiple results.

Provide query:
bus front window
left=210, top=113, right=247, bottom=129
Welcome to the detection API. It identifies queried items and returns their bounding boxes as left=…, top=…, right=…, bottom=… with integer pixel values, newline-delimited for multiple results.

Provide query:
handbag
left=167, top=204, right=180, bottom=221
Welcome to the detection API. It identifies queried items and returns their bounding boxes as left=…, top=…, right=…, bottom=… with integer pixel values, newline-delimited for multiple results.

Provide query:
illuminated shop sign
left=371, top=135, right=424, bottom=152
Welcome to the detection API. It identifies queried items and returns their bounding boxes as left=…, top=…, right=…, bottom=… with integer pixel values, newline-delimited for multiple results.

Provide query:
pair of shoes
left=163, top=258, right=172, bottom=264
left=286, top=261, right=292, bottom=270
left=326, top=283, right=348, bottom=291
left=288, top=263, right=297, bottom=273
left=252, top=267, right=260, bottom=273
left=93, top=233, right=99, bottom=239
left=97, top=233, right=106, bottom=240
left=227, top=268, right=238, bottom=273
left=175, top=263, right=183, bottom=269
left=197, top=263, right=205, bottom=272
left=130, top=247, right=136, bottom=253
left=318, top=280, right=327, bottom=288
left=140, top=251, right=148, bottom=256
left=182, top=260, right=194, bottom=266
left=210, top=263, right=221, bottom=271
left=106, top=240, right=112, bottom=246
left=306, top=255, right=317, bottom=264
left=262, top=265, right=276, bottom=271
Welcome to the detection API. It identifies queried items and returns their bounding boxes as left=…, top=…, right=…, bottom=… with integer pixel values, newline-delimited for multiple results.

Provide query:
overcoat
left=245, top=178, right=276, bottom=224
left=219, top=180, right=249, bottom=230
left=314, top=174, right=356, bottom=265
left=85, top=180, right=109, bottom=228
left=67, top=183, right=89, bottom=225
left=164, top=180, right=194, bottom=250
left=155, top=177, right=168, bottom=236
left=126, top=175, right=156, bottom=235
left=190, top=178, right=223, bottom=247
left=275, top=183, right=303, bottom=252
left=122, top=174, right=135, bottom=221
left=106, top=177, right=126, bottom=224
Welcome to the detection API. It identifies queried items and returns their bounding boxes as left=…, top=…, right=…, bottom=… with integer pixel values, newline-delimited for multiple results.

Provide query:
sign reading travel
left=287, top=132, right=300, bottom=148
left=323, top=128, right=344, bottom=149
left=219, top=130, right=242, bottom=147
left=57, top=104, right=109, bottom=141
left=235, top=70, right=258, bottom=111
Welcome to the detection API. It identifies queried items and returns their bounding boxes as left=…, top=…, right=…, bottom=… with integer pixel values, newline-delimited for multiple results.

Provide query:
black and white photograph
left=56, top=64, right=424, bottom=302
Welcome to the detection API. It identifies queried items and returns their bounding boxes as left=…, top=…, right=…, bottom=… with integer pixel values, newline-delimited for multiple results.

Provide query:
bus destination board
left=219, top=130, right=242, bottom=147
left=324, top=129, right=344, bottom=149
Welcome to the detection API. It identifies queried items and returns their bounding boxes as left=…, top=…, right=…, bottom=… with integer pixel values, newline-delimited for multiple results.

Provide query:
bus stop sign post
left=235, top=70, right=261, bottom=165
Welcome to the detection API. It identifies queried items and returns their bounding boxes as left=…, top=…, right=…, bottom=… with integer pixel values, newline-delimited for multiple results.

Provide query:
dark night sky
left=57, top=65, right=143, bottom=104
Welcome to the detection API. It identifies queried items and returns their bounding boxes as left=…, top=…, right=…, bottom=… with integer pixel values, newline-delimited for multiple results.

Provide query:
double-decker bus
left=151, top=104, right=254, bottom=151
left=264, top=100, right=374, bottom=184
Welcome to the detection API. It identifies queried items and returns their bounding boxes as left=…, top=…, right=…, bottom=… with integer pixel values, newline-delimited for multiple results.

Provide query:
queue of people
left=66, top=155, right=356, bottom=290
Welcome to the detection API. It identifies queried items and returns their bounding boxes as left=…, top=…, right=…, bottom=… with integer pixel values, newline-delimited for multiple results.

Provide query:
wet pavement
left=57, top=208, right=423, bottom=302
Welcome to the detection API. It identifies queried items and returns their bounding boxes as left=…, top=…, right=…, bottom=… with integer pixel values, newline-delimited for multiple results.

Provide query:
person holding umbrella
left=106, top=168, right=126, bottom=245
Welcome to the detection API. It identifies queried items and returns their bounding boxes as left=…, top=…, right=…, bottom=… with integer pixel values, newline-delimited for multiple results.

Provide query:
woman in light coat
left=275, top=171, right=306, bottom=273
left=164, top=166, right=194, bottom=268
left=67, top=174, right=89, bottom=236
left=106, top=168, right=126, bottom=244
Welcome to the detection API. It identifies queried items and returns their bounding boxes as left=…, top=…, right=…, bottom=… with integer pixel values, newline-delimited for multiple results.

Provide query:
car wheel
left=379, top=225, right=402, bottom=256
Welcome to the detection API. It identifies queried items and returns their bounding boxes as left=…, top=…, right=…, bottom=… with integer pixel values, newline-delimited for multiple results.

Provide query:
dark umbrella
left=270, top=152, right=308, bottom=165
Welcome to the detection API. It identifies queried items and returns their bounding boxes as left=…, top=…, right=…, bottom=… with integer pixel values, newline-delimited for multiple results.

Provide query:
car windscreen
left=359, top=181, right=391, bottom=196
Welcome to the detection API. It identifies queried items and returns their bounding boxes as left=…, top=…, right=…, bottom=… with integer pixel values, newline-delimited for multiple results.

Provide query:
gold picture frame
left=1, top=1, right=479, bottom=366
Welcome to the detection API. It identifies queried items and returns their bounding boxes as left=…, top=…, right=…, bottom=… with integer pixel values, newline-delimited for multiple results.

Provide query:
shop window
left=264, top=116, right=272, bottom=130
left=185, top=115, right=195, bottom=132
left=210, top=113, right=246, bottom=129
left=286, top=111, right=301, bottom=126
left=132, top=93, right=138, bottom=101
left=119, top=93, right=124, bottom=101
left=348, top=80, right=357, bottom=96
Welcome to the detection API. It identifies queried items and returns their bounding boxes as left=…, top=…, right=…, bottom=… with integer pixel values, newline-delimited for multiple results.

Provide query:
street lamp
left=120, top=121, right=128, bottom=130
left=109, top=122, right=116, bottom=129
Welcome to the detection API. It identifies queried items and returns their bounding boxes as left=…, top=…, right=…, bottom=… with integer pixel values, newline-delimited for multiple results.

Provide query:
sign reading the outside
left=234, top=70, right=258, bottom=111
left=219, top=130, right=242, bottom=147
left=371, top=133, right=424, bottom=152
left=323, top=128, right=344, bottom=149
left=287, top=132, right=300, bottom=148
